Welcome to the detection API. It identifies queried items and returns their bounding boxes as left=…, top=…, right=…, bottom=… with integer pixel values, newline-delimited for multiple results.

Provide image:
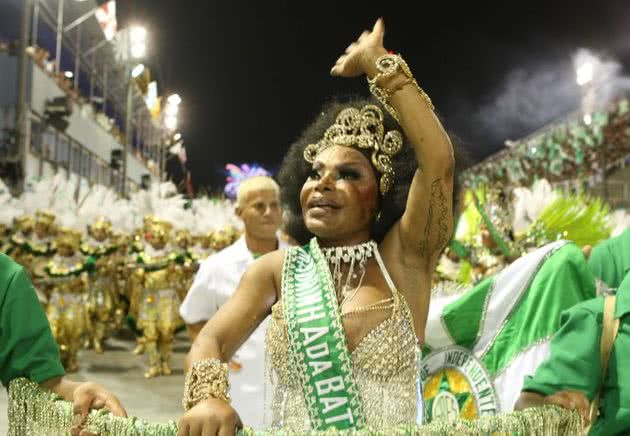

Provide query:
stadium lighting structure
left=165, top=115, right=177, bottom=130
left=130, top=26, right=147, bottom=42
left=164, top=93, right=181, bottom=131
left=131, top=64, right=145, bottom=78
left=573, top=50, right=600, bottom=128
left=129, top=26, right=147, bottom=59
left=131, top=43, right=146, bottom=59
left=165, top=104, right=178, bottom=116
left=167, top=94, right=181, bottom=106
left=576, top=61, right=594, bottom=86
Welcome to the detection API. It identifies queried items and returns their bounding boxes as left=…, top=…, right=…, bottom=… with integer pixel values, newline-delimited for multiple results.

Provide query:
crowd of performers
left=4, top=175, right=616, bottom=374
left=1, top=207, right=240, bottom=378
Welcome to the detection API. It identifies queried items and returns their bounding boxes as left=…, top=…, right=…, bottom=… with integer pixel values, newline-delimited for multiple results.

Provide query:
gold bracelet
left=182, top=358, right=231, bottom=411
left=367, top=53, right=434, bottom=122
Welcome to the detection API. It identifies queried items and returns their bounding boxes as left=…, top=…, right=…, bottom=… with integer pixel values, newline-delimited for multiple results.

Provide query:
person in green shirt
left=0, top=252, right=126, bottom=434
left=514, top=269, right=630, bottom=435
left=588, top=227, right=630, bottom=289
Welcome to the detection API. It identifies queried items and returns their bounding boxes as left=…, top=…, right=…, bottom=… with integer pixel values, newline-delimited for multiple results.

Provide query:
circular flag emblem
left=421, top=346, right=499, bottom=422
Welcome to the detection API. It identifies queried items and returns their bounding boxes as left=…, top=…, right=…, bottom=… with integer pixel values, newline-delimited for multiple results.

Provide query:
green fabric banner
left=282, top=239, right=365, bottom=430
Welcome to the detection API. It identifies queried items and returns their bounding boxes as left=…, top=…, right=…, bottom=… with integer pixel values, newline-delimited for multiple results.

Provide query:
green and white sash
left=282, top=238, right=365, bottom=430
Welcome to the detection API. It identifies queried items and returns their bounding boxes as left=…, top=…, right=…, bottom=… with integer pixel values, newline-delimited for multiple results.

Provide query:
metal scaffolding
left=15, top=0, right=163, bottom=195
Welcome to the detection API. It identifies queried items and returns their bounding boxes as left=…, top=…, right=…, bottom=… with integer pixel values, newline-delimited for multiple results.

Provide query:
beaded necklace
left=321, top=240, right=393, bottom=316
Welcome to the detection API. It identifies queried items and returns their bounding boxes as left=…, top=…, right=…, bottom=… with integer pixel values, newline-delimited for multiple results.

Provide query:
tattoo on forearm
left=418, top=195, right=433, bottom=258
left=419, top=178, right=449, bottom=258
left=435, top=181, right=449, bottom=254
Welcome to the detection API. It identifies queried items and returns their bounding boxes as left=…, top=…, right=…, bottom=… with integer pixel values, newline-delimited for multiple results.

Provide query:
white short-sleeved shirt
left=179, top=236, right=254, bottom=324
left=179, top=235, right=284, bottom=429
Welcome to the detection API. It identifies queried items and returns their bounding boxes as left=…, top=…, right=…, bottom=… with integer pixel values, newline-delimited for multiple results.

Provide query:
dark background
left=118, top=1, right=630, bottom=194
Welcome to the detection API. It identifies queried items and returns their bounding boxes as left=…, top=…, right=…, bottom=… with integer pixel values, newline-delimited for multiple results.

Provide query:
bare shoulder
left=244, top=248, right=286, bottom=299
left=255, top=248, right=286, bottom=270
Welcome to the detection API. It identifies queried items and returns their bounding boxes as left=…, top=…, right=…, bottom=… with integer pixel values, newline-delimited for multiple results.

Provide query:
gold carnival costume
left=210, top=225, right=240, bottom=252
left=44, top=228, right=93, bottom=372
left=174, top=228, right=198, bottom=278
left=128, top=215, right=156, bottom=355
left=110, top=232, right=132, bottom=330
left=129, top=219, right=186, bottom=378
left=11, top=211, right=56, bottom=278
left=81, top=217, right=121, bottom=353
left=9, top=215, right=35, bottom=265
left=265, top=242, right=421, bottom=429
left=188, top=231, right=214, bottom=263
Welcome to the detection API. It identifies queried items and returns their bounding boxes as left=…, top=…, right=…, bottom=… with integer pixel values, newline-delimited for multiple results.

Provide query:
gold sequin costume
left=11, top=212, right=55, bottom=278
left=130, top=220, right=186, bottom=378
left=174, top=229, right=197, bottom=295
left=188, top=232, right=215, bottom=263
left=45, top=230, right=91, bottom=372
left=265, top=252, right=421, bottom=430
left=81, top=225, right=120, bottom=353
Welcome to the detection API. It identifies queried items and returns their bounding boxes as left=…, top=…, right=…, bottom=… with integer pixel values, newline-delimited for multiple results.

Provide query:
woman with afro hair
left=179, top=18, right=455, bottom=435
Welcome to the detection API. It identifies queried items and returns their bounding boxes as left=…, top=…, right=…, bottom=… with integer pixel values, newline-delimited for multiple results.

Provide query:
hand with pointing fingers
left=330, top=18, right=387, bottom=78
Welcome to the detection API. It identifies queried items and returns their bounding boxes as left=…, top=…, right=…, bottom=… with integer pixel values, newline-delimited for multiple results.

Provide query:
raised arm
left=331, top=18, right=455, bottom=271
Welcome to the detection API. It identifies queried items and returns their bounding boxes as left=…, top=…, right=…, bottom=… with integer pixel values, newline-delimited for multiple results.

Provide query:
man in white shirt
left=179, top=176, right=283, bottom=429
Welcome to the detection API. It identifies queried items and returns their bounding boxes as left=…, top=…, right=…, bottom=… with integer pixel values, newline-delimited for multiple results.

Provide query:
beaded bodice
left=265, top=250, right=421, bottom=430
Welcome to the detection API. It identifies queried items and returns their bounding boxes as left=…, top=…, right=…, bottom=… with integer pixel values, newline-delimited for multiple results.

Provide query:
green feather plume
left=527, top=194, right=611, bottom=247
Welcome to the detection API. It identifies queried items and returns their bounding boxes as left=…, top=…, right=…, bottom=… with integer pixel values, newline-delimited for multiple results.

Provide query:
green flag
left=421, top=241, right=596, bottom=422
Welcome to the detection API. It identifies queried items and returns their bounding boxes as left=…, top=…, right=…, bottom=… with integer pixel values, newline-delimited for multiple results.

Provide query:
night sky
left=119, top=1, right=630, bottom=194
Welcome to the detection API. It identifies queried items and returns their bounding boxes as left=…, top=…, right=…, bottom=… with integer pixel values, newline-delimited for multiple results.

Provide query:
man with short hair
left=179, top=176, right=284, bottom=430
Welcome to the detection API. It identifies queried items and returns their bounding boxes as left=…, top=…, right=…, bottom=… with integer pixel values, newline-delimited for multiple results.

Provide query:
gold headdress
left=149, top=219, right=173, bottom=244
left=89, top=216, right=112, bottom=235
left=143, top=214, right=156, bottom=232
left=175, top=228, right=193, bottom=247
left=303, top=105, right=403, bottom=194
left=14, top=215, right=34, bottom=233
left=35, top=210, right=56, bottom=227
left=204, top=230, right=214, bottom=243
left=210, top=226, right=234, bottom=251
left=55, top=227, right=82, bottom=251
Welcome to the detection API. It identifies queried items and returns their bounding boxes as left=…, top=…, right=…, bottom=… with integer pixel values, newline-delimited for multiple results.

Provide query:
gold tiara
left=90, top=216, right=112, bottom=231
left=35, top=209, right=56, bottom=225
left=303, top=105, right=403, bottom=194
left=56, top=227, right=82, bottom=249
